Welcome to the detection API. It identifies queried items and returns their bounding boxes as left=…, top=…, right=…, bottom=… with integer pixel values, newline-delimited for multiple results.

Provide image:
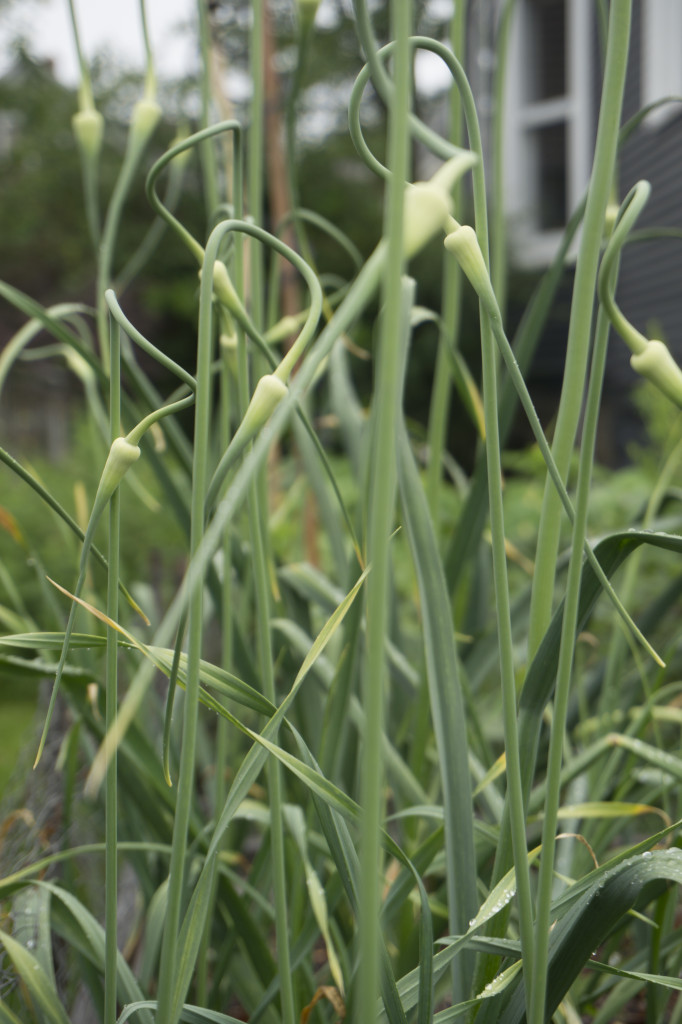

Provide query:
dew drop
left=642, top=850, right=653, bottom=859
left=468, top=918, right=477, bottom=928
left=26, top=940, right=35, bottom=950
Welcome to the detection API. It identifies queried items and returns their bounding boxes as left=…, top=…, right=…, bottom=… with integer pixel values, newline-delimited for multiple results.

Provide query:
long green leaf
left=493, top=528, right=682, bottom=883
left=590, top=957, right=682, bottom=990
left=520, top=529, right=682, bottom=780
left=388, top=819, right=682, bottom=1023
left=0, top=927, right=71, bottom=1024
left=0, top=1000, right=24, bottom=1024
left=397, top=422, right=477, bottom=991
left=272, top=617, right=428, bottom=805
left=37, top=881, right=154, bottom=1024
left=166, top=566, right=370, bottom=1021
left=0, top=631, right=274, bottom=717
left=117, top=1001, right=247, bottom=1023
left=288, top=731, right=426, bottom=1024
left=496, top=848, right=682, bottom=1022
left=0, top=842, right=171, bottom=895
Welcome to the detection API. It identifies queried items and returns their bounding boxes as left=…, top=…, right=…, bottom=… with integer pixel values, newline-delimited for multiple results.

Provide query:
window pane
left=530, top=122, right=566, bottom=230
left=526, top=0, right=566, bottom=101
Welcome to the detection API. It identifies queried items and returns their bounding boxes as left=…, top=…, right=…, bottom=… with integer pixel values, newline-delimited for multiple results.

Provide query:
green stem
left=527, top=1, right=632, bottom=661
left=146, top=122, right=243, bottom=266
left=468, top=275, right=663, bottom=666
left=249, top=0, right=265, bottom=291
left=599, top=430, right=682, bottom=717
left=443, top=199, right=585, bottom=595
left=479, top=309, right=536, bottom=1016
left=104, top=317, right=121, bottom=1024
left=154, top=221, right=218, bottom=1024
left=196, top=337, right=235, bottom=1004
left=33, top=422, right=140, bottom=768
left=421, top=34, right=535, bottom=1006
left=125, top=395, right=195, bottom=446
left=105, top=289, right=197, bottom=392
left=85, top=235, right=385, bottom=804
left=138, top=0, right=155, bottom=96
left=469, top=177, right=536, bottom=1024
left=359, top=3, right=411, bottom=1020
left=529, top=302, right=613, bottom=1024
left=97, top=98, right=161, bottom=368
left=597, top=181, right=651, bottom=355
left=67, top=0, right=103, bottom=247
left=425, top=0, right=466, bottom=523
left=66, top=0, right=92, bottom=105
left=114, top=141, right=190, bottom=293
left=490, top=0, right=516, bottom=321
left=197, top=0, right=220, bottom=225
left=247, top=4, right=295, bottom=1019
left=351, top=0, right=457, bottom=161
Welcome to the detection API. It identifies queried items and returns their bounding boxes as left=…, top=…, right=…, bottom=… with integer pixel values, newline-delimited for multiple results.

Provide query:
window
left=503, top=0, right=592, bottom=266
left=641, top=0, right=682, bottom=129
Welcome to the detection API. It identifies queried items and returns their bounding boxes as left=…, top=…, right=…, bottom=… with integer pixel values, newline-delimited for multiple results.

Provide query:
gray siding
left=606, top=2, right=682, bottom=394
left=514, top=2, right=682, bottom=462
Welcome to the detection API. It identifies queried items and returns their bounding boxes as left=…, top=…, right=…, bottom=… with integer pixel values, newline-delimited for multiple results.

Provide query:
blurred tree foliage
left=206, top=0, right=456, bottom=267
left=0, top=45, right=203, bottom=373
left=0, top=1, right=468, bottom=431
left=0, top=49, right=91, bottom=308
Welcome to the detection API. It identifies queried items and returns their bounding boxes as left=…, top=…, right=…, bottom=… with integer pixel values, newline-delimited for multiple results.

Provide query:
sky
left=0, top=0, right=454, bottom=108
left=0, top=0, right=197, bottom=83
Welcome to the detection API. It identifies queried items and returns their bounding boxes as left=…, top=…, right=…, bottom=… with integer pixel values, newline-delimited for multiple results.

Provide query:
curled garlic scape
left=598, top=181, right=682, bottom=409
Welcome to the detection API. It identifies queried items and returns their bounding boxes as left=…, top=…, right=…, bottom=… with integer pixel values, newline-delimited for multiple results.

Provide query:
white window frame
left=503, top=0, right=592, bottom=268
left=641, top=0, right=682, bottom=129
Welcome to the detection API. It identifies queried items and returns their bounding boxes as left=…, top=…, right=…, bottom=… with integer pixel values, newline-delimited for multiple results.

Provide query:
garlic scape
left=443, top=219, right=664, bottom=667
left=34, top=433, right=139, bottom=768
left=598, top=181, right=682, bottom=408
left=630, top=340, right=682, bottom=407
left=201, top=220, right=324, bottom=509
left=403, top=152, right=478, bottom=259
left=34, top=389, right=195, bottom=769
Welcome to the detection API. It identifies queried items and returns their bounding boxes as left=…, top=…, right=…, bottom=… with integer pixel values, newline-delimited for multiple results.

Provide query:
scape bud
left=444, top=225, right=499, bottom=318
left=99, top=436, right=141, bottom=500
left=72, top=108, right=104, bottom=162
left=129, top=98, right=162, bottom=150
left=402, top=151, right=478, bottom=259
left=630, top=340, right=682, bottom=408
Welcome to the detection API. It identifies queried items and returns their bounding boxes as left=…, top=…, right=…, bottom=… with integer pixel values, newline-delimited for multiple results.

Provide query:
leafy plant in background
left=1, top=1, right=682, bottom=1023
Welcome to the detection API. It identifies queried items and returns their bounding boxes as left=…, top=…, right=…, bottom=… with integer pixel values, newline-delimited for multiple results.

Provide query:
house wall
left=614, top=1, right=682, bottom=394
left=504, top=1, right=682, bottom=464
